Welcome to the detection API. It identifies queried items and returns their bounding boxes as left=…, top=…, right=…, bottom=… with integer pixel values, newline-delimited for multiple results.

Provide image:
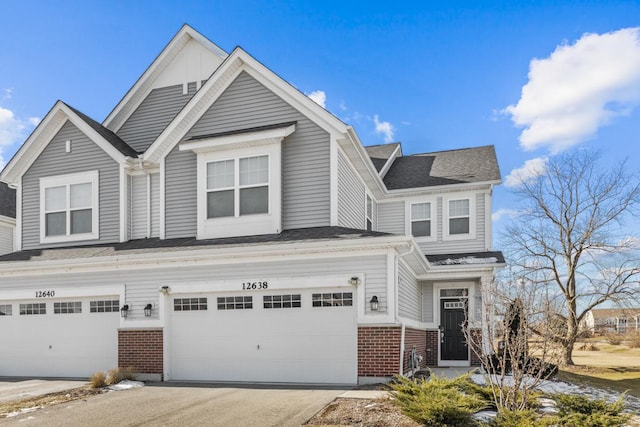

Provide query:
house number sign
left=35, top=290, right=56, bottom=298
left=241, top=281, right=268, bottom=290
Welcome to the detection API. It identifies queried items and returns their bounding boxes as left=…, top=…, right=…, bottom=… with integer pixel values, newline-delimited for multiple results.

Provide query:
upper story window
left=207, top=155, right=269, bottom=218
left=443, top=195, right=476, bottom=241
left=40, top=171, right=99, bottom=244
left=180, top=123, right=295, bottom=240
left=406, top=199, right=436, bottom=241
left=366, top=194, right=373, bottom=231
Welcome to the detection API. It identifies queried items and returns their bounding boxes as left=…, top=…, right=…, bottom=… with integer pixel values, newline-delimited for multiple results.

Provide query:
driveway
left=0, top=383, right=347, bottom=426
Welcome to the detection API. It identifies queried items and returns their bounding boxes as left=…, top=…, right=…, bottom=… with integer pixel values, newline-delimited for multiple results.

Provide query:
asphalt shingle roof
left=0, top=182, right=16, bottom=218
left=0, top=226, right=391, bottom=263
left=365, top=143, right=400, bottom=172
left=382, top=145, right=501, bottom=190
left=64, top=103, right=139, bottom=157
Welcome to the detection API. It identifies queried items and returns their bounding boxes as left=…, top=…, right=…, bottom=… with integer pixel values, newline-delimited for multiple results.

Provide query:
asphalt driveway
left=0, top=383, right=347, bottom=426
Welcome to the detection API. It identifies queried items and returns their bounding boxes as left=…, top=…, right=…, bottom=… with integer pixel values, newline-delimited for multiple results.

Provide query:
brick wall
left=118, top=329, right=163, bottom=374
left=425, top=329, right=439, bottom=366
left=402, top=328, right=427, bottom=373
left=357, top=326, right=401, bottom=376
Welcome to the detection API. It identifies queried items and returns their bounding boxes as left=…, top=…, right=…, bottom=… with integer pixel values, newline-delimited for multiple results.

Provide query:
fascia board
left=0, top=235, right=413, bottom=276
left=340, top=127, right=387, bottom=197
left=382, top=181, right=501, bottom=199
left=179, top=123, right=295, bottom=152
left=379, top=144, right=402, bottom=179
left=0, top=215, right=15, bottom=226
left=416, top=264, right=504, bottom=281
left=1, top=102, right=126, bottom=185
left=103, top=24, right=228, bottom=132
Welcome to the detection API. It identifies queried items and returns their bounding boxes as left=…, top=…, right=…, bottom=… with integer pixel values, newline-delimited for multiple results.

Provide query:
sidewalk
left=0, top=379, right=87, bottom=403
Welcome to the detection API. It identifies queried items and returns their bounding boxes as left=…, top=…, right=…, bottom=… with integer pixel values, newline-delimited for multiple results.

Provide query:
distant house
left=583, top=308, right=640, bottom=334
left=0, top=182, right=15, bottom=255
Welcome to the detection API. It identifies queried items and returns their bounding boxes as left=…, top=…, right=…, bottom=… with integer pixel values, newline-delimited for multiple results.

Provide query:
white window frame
left=443, top=194, right=476, bottom=241
left=365, top=193, right=373, bottom=231
left=405, top=198, right=437, bottom=242
left=39, top=170, right=99, bottom=244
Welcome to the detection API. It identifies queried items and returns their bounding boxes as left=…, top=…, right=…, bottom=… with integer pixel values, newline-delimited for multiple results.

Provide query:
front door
left=440, top=299, right=468, bottom=361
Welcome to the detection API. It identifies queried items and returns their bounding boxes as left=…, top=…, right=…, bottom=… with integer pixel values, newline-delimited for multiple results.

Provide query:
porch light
left=350, top=276, right=360, bottom=286
left=144, top=303, right=153, bottom=317
left=369, top=295, right=379, bottom=311
left=120, top=304, right=129, bottom=318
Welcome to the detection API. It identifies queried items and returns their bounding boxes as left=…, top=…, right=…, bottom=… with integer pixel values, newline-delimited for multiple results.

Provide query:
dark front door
left=440, top=299, right=468, bottom=361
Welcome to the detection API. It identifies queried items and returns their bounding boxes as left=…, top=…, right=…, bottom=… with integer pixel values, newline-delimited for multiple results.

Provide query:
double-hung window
left=443, top=195, right=476, bottom=240
left=40, top=171, right=99, bottom=243
left=411, top=202, right=432, bottom=237
left=206, top=155, right=269, bottom=218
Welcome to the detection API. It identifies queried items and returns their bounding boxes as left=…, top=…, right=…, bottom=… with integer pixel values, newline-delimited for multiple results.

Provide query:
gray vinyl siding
left=378, top=201, right=405, bottom=235
left=0, top=254, right=387, bottom=321
left=0, top=224, right=13, bottom=255
left=398, top=260, right=421, bottom=321
left=164, top=146, right=197, bottom=239
left=150, top=173, right=160, bottom=238
left=117, top=83, right=197, bottom=153
left=337, top=151, right=365, bottom=230
left=422, top=282, right=434, bottom=323
left=184, top=71, right=330, bottom=230
left=372, top=198, right=378, bottom=231
left=474, top=280, right=482, bottom=322
left=21, top=121, right=120, bottom=250
left=130, top=175, right=147, bottom=239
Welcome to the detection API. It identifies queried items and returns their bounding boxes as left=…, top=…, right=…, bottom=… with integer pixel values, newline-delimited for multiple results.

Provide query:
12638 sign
left=35, top=290, right=55, bottom=298
left=242, top=281, right=268, bottom=290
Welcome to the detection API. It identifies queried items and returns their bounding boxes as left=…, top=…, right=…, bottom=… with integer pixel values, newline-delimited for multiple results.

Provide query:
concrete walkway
left=0, top=379, right=87, bottom=403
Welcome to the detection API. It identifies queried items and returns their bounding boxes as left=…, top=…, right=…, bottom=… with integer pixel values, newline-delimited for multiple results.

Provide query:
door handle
left=439, top=325, right=444, bottom=343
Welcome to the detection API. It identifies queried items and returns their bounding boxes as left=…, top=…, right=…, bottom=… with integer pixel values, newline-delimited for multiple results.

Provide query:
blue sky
left=1, top=1, right=640, bottom=241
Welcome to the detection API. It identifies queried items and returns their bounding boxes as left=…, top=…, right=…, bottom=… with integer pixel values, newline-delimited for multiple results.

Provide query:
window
left=54, top=301, right=82, bottom=314
left=40, top=171, right=99, bottom=243
left=366, top=195, right=373, bottom=231
left=174, top=298, right=208, bottom=311
left=20, top=303, right=46, bottom=315
left=312, top=292, right=353, bottom=307
left=411, top=202, right=432, bottom=237
left=448, top=199, right=470, bottom=234
left=217, top=296, right=253, bottom=310
left=90, top=300, right=119, bottom=313
left=263, top=294, right=301, bottom=309
left=206, top=155, right=269, bottom=218
left=0, top=304, right=12, bottom=316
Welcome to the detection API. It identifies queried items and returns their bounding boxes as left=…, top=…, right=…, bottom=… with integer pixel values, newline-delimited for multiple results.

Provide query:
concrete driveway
left=0, top=383, right=347, bottom=426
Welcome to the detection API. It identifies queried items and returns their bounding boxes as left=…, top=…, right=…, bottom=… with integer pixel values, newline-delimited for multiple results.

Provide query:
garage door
left=169, top=288, right=357, bottom=384
left=0, top=297, right=119, bottom=378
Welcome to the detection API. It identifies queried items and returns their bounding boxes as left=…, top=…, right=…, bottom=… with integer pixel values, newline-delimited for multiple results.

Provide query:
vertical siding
left=337, top=151, right=365, bottom=229
left=165, top=147, right=197, bottom=239
left=183, top=71, right=330, bottom=230
left=398, top=260, right=421, bottom=321
left=0, top=224, right=13, bottom=255
left=117, top=83, right=196, bottom=153
left=22, top=121, right=120, bottom=249
left=422, top=282, right=434, bottom=323
left=378, top=201, right=404, bottom=235
left=150, top=173, right=160, bottom=238
left=130, top=175, right=148, bottom=239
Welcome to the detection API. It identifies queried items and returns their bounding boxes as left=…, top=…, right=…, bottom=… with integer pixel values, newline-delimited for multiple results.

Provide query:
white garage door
left=169, top=288, right=357, bottom=384
left=0, top=297, right=119, bottom=378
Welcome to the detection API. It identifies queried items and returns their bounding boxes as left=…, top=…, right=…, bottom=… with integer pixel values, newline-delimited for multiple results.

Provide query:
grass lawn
left=558, top=339, right=640, bottom=398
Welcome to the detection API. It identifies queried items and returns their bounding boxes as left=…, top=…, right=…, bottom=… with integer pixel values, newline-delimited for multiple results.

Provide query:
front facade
left=583, top=308, right=640, bottom=334
left=0, top=26, right=503, bottom=384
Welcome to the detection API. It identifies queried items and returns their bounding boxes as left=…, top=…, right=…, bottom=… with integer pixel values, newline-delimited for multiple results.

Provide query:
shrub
left=606, top=334, right=622, bottom=345
left=627, top=332, right=640, bottom=348
left=493, top=409, right=539, bottom=427
left=89, top=371, right=107, bottom=389
left=547, top=393, right=631, bottom=427
left=578, top=342, right=600, bottom=351
left=390, top=375, right=489, bottom=426
left=106, top=366, right=137, bottom=385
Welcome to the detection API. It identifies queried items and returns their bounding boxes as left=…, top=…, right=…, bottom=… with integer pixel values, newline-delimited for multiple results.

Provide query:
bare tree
left=503, top=149, right=640, bottom=365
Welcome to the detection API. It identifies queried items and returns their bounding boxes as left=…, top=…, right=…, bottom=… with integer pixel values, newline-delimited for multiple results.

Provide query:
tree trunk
left=563, top=317, right=577, bottom=366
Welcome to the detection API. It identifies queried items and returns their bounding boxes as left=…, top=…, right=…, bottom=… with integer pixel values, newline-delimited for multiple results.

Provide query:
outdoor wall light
left=144, top=303, right=153, bottom=317
left=120, top=304, right=129, bottom=318
left=350, top=276, right=360, bottom=286
left=370, top=295, right=379, bottom=311
left=159, top=285, right=170, bottom=295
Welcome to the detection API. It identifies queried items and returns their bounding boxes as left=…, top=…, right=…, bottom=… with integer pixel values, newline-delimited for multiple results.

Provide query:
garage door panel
left=170, top=288, right=357, bottom=384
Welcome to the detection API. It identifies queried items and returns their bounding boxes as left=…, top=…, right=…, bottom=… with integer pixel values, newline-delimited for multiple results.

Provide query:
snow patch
left=107, top=380, right=145, bottom=391
left=6, top=406, right=39, bottom=418
left=432, top=257, right=498, bottom=266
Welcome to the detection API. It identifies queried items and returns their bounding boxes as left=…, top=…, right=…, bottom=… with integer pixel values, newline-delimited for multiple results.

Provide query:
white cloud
left=307, top=90, right=326, bottom=108
left=373, top=114, right=394, bottom=143
left=504, top=27, right=640, bottom=153
left=504, top=157, right=548, bottom=188
left=0, top=106, right=35, bottom=169
left=492, top=208, right=520, bottom=222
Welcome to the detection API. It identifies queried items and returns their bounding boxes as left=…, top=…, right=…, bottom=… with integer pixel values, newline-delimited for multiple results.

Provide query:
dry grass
left=0, top=387, right=103, bottom=418
left=305, top=398, right=422, bottom=427
left=105, top=367, right=136, bottom=385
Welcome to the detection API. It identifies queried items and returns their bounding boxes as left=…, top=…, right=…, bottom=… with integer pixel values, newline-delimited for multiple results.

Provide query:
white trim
left=179, top=123, right=295, bottom=153
left=329, top=138, right=339, bottom=226
left=0, top=215, right=15, bottom=227
left=484, top=188, right=493, bottom=250
left=442, top=193, right=477, bottom=241
left=15, top=182, right=21, bottom=251
left=405, top=198, right=437, bottom=242
left=434, top=282, right=474, bottom=366
left=147, top=173, right=152, bottom=239
left=159, top=158, right=165, bottom=239
left=378, top=144, right=402, bottom=178
left=119, top=165, right=127, bottom=242
left=39, top=170, right=100, bottom=244
left=387, top=250, right=396, bottom=319
left=365, top=192, right=373, bottom=231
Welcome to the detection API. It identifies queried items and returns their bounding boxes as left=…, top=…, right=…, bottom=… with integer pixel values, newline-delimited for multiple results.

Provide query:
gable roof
left=0, top=101, right=133, bottom=185
left=0, top=182, right=16, bottom=219
left=103, top=24, right=228, bottom=133
left=382, top=145, right=501, bottom=190
left=365, top=143, right=401, bottom=172
left=589, top=308, right=640, bottom=319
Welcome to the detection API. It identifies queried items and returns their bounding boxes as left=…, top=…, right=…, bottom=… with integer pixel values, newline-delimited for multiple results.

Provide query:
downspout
left=399, top=321, right=406, bottom=376
left=396, top=243, right=415, bottom=376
